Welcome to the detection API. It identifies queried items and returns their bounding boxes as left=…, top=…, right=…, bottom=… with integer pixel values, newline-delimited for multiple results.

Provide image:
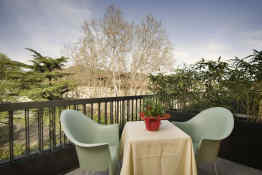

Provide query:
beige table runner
left=120, top=120, right=197, bottom=175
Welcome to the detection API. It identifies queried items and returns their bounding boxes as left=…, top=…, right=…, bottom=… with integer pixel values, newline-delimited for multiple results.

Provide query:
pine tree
left=23, top=48, right=75, bottom=101
left=0, top=53, right=27, bottom=102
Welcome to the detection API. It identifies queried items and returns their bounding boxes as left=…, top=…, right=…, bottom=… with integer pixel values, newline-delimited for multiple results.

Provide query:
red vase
left=140, top=113, right=161, bottom=131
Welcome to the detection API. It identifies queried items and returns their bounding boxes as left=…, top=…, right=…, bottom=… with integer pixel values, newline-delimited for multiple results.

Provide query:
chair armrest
left=74, top=141, right=109, bottom=148
left=94, top=123, right=119, bottom=146
left=64, top=130, right=110, bottom=148
left=172, top=121, right=194, bottom=136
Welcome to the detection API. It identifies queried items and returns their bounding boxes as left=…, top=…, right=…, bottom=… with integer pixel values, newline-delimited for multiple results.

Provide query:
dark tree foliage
left=148, top=50, right=262, bottom=117
left=227, top=50, right=262, bottom=115
left=148, top=65, right=200, bottom=109
left=0, top=53, right=29, bottom=102
left=0, top=49, right=75, bottom=102
left=24, top=48, right=75, bottom=100
left=193, top=57, right=234, bottom=109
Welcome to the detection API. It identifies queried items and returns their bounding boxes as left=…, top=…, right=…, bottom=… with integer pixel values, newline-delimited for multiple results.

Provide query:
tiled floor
left=66, top=158, right=262, bottom=175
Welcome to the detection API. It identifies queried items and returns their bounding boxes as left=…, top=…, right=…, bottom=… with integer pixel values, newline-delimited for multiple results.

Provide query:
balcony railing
left=1, top=94, right=262, bottom=175
left=0, top=94, right=176, bottom=165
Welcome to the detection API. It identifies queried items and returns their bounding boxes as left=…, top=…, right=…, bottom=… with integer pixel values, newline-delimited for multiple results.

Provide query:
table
left=120, top=120, right=197, bottom=175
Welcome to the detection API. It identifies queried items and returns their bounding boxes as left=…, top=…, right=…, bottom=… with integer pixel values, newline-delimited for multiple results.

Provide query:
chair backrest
left=189, top=107, right=234, bottom=142
left=60, top=110, right=97, bottom=144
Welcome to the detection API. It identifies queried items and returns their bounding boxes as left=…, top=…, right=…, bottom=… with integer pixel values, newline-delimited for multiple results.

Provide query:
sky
left=0, top=0, right=262, bottom=66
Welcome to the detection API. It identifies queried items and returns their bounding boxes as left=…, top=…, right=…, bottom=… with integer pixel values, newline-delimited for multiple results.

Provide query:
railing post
left=83, top=104, right=87, bottom=115
left=110, top=101, right=113, bottom=124
left=8, top=111, right=14, bottom=162
left=119, top=100, right=122, bottom=126
left=98, top=102, right=101, bottom=123
left=127, top=100, right=130, bottom=121
left=25, top=108, right=30, bottom=154
left=116, top=100, right=119, bottom=123
left=58, top=107, right=62, bottom=145
left=48, top=106, right=56, bottom=151
left=140, top=97, right=142, bottom=120
left=91, top=103, right=94, bottom=120
left=38, top=108, right=44, bottom=152
left=122, top=100, right=125, bottom=127
left=105, top=102, right=108, bottom=124
left=135, top=98, right=138, bottom=121
left=131, top=99, right=134, bottom=121
left=52, top=106, right=56, bottom=148
left=63, top=106, right=68, bottom=145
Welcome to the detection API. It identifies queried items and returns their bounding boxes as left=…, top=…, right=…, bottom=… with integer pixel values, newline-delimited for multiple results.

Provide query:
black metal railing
left=0, top=94, right=176, bottom=165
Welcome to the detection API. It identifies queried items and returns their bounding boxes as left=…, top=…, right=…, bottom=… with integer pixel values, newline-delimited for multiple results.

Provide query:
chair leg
left=213, top=162, right=218, bottom=175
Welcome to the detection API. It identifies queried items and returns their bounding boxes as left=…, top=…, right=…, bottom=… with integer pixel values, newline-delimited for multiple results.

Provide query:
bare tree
left=128, top=15, right=174, bottom=95
left=70, top=5, right=174, bottom=97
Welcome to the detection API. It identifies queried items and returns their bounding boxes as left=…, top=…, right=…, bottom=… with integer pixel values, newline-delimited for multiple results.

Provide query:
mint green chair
left=61, top=110, right=119, bottom=175
left=173, top=107, right=234, bottom=174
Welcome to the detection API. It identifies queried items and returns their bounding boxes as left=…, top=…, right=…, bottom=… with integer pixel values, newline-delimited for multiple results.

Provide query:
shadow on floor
left=66, top=158, right=262, bottom=175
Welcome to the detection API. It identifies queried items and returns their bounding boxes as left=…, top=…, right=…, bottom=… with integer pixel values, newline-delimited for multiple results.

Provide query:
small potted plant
left=140, top=98, right=170, bottom=131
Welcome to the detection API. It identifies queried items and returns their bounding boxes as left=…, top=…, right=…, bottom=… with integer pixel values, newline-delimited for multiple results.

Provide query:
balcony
left=0, top=95, right=262, bottom=175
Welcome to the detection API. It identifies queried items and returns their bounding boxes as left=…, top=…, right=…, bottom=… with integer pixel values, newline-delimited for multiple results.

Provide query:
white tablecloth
left=120, top=120, right=197, bottom=175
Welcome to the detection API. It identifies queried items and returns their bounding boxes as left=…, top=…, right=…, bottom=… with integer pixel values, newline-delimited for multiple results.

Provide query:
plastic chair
left=60, top=110, right=119, bottom=175
left=173, top=107, right=234, bottom=174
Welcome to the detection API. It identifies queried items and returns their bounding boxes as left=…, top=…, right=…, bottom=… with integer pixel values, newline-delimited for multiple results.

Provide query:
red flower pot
left=140, top=113, right=171, bottom=131
left=140, top=113, right=161, bottom=131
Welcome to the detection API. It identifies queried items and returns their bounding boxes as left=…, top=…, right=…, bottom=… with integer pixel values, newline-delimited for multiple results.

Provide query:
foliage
left=142, top=98, right=165, bottom=117
left=148, top=65, right=200, bottom=108
left=226, top=50, right=262, bottom=115
left=0, top=49, right=75, bottom=102
left=148, top=50, right=262, bottom=118
left=20, top=49, right=75, bottom=101
left=0, top=53, right=28, bottom=102
left=192, top=57, right=234, bottom=109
